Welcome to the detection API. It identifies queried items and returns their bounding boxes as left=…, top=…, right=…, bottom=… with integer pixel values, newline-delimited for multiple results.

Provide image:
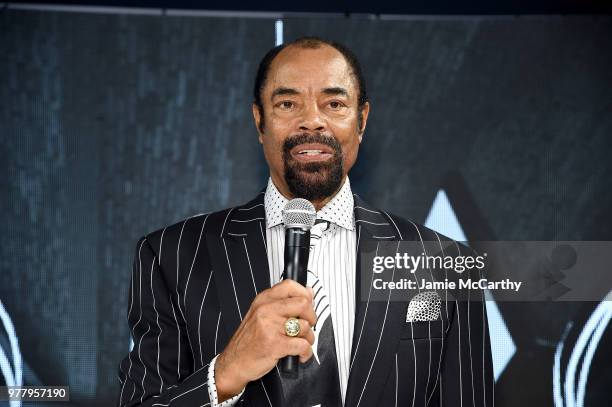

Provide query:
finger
left=264, top=279, right=312, bottom=302
left=302, top=325, right=315, bottom=345
left=273, top=297, right=317, bottom=326
left=283, top=337, right=312, bottom=359
left=299, top=344, right=314, bottom=364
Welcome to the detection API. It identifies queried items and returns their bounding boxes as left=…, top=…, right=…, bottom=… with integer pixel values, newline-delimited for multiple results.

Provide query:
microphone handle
left=280, top=227, right=310, bottom=377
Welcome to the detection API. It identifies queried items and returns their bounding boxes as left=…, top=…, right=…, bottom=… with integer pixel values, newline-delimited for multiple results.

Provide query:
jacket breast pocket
left=400, top=320, right=447, bottom=339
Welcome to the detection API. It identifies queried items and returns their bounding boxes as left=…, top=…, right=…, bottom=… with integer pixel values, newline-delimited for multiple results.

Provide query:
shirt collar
left=264, top=177, right=355, bottom=231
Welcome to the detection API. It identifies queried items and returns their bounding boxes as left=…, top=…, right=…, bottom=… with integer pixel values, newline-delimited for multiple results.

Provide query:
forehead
left=265, top=45, right=356, bottom=96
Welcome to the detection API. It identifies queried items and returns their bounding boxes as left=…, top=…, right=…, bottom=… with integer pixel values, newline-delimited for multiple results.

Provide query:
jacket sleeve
left=117, top=236, right=212, bottom=406
left=436, top=267, right=495, bottom=406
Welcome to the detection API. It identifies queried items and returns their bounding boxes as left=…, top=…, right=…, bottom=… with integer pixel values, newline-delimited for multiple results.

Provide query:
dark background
left=1, top=5, right=611, bottom=406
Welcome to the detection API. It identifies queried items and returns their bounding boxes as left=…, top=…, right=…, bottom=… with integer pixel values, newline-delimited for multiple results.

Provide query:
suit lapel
left=206, top=192, right=285, bottom=405
left=345, top=195, right=417, bottom=407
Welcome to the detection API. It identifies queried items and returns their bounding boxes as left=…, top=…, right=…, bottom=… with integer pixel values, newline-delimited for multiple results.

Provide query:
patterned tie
left=279, top=219, right=342, bottom=407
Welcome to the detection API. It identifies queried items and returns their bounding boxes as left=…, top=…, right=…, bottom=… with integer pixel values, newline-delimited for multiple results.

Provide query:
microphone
left=280, top=198, right=316, bottom=376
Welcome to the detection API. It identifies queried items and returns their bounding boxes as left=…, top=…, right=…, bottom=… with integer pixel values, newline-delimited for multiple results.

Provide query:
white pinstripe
left=451, top=242, right=464, bottom=407
left=481, top=265, right=488, bottom=407
left=238, top=203, right=264, bottom=211
left=150, top=383, right=178, bottom=398
left=169, top=297, right=181, bottom=381
left=220, top=208, right=235, bottom=238
left=130, top=239, right=146, bottom=403
left=258, top=222, right=267, bottom=252
left=434, top=232, right=450, bottom=321
left=242, top=238, right=258, bottom=295
left=158, top=227, right=167, bottom=266
left=139, top=322, right=152, bottom=403
left=231, top=218, right=264, bottom=223
left=173, top=220, right=189, bottom=382
left=214, top=311, right=221, bottom=355
left=456, top=299, right=463, bottom=407
left=222, top=238, right=243, bottom=320
left=185, top=215, right=209, bottom=313
left=427, top=319, right=434, bottom=404
left=426, top=231, right=448, bottom=406
left=259, top=381, right=273, bottom=407
left=349, top=228, right=375, bottom=370
left=176, top=219, right=189, bottom=322
left=150, top=376, right=208, bottom=406
left=354, top=206, right=381, bottom=214
left=199, top=271, right=214, bottom=366
left=395, top=352, right=398, bottom=407
left=409, top=321, right=417, bottom=407
left=183, top=363, right=210, bottom=382
left=354, top=220, right=390, bottom=226
left=150, top=253, right=163, bottom=395
left=468, top=273, right=476, bottom=407
left=157, top=227, right=167, bottom=395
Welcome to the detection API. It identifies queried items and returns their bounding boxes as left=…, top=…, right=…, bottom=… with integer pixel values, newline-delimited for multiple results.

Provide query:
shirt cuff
left=207, top=354, right=245, bottom=407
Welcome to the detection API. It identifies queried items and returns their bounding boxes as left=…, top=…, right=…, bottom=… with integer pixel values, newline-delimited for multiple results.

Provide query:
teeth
left=299, top=150, right=323, bottom=155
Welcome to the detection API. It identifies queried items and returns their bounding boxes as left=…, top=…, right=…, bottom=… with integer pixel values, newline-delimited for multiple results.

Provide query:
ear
left=252, top=103, right=264, bottom=144
left=358, top=101, right=370, bottom=143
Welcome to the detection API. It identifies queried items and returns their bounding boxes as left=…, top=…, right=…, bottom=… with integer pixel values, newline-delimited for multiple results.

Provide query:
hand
left=214, top=279, right=316, bottom=402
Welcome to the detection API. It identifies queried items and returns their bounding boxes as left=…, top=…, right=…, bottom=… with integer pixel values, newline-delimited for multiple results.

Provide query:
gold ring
left=284, top=317, right=300, bottom=337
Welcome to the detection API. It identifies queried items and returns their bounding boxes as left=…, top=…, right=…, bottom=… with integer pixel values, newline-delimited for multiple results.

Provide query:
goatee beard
left=282, top=133, right=344, bottom=202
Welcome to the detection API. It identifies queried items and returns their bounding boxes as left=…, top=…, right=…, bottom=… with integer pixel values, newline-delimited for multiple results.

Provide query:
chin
left=285, top=167, right=343, bottom=201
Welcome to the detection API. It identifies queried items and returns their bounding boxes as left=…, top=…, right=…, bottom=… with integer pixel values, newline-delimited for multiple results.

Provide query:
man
left=118, top=37, right=494, bottom=407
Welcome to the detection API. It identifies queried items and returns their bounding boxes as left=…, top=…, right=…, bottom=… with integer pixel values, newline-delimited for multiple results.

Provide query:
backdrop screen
left=1, top=8, right=611, bottom=406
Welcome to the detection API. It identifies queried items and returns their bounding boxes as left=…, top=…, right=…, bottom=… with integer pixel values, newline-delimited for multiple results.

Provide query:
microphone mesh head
left=282, top=198, right=316, bottom=229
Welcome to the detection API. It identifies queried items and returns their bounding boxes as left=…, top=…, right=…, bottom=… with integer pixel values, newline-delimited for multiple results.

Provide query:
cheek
left=262, top=137, right=281, bottom=160
left=261, top=131, right=287, bottom=166
left=268, top=111, right=295, bottom=133
left=341, top=137, right=360, bottom=168
left=263, top=117, right=293, bottom=148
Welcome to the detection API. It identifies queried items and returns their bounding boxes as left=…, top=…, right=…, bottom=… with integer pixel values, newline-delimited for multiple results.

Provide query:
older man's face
left=253, top=44, right=369, bottom=204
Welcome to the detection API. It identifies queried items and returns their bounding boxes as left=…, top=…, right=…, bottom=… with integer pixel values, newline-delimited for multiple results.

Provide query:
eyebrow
left=271, top=87, right=299, bottom=99
left=270, top=86, right=350, bottom=100
left=321, top=87, right=349, bottom=97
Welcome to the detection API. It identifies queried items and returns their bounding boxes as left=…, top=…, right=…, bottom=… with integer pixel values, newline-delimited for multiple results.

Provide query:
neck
left=270, top=174, right=346, bottom=212
left=310, top=195, right=334, bottom=212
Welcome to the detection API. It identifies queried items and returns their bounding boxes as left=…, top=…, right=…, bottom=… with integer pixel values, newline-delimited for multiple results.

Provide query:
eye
left=328, top=100, right=345, bottom=110
left=277, top=101, right=294, bottom=110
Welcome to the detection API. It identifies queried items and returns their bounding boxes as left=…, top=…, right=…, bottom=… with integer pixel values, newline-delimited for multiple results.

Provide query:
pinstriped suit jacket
left=117, top=191, right=495, bottom=407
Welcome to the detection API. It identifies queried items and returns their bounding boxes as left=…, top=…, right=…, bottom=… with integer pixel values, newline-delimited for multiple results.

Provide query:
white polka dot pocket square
left=406, top=291, right=442, bottom=322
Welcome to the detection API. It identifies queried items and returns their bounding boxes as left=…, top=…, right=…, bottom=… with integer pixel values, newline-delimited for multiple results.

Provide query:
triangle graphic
left=424, top=189, right=515, bottom=381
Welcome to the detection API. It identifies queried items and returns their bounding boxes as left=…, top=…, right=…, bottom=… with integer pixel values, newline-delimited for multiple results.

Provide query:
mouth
left=290, top=143, right=335, bottom=163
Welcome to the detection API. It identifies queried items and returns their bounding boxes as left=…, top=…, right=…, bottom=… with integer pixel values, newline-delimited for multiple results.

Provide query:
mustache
left=282, top=133, right=342, bottom=156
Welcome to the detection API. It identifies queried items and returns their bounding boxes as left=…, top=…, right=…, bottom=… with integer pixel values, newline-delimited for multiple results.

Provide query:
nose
left=298, top=102, right=326, bottom=132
